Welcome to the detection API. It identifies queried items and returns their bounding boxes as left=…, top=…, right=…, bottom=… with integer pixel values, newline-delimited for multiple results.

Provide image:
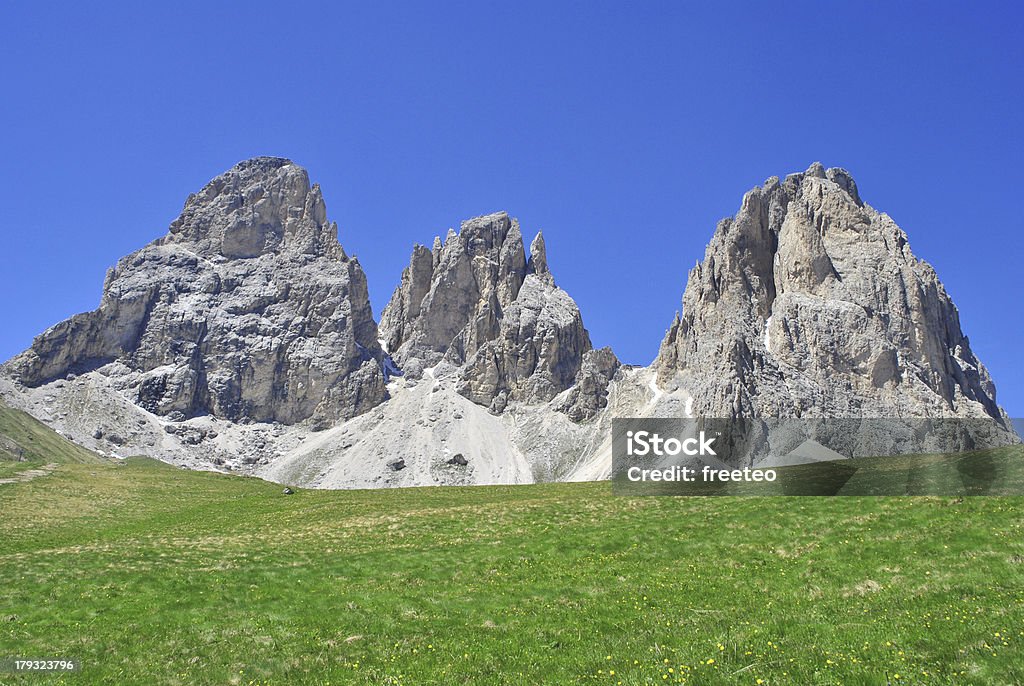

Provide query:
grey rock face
left=5, top=158, right=388, bottom=426
left=558, top=347, right=621, bottom=421
left=654, top=163, right=1008, bottom=422
left=380, top=212, right=615, bottom=416
left=456, top=272, right=593, bottom=412
left=380, top=212, right=525, bottom=365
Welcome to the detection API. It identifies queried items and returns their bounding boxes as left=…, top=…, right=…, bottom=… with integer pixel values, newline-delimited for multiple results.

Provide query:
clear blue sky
left=1, top=2, right=1021, bottom=415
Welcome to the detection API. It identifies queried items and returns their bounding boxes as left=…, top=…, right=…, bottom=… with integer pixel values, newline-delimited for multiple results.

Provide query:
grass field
left=1, top=452, right=1023, bottom=685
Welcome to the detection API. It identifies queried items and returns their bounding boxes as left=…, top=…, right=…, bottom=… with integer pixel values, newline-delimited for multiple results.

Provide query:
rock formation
left=379, top=212, right=617, bottom=417
left=557, top=347, right=621, bottom=421
left=0, top=159, right=1014, bottom=488
left=654, top=162, right=1007, bottom=423
left=4, top=157, right=388, bottom=427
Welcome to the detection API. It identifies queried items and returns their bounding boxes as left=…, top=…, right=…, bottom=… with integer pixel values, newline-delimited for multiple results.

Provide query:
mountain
left=6, top=158, right=388, bottom=430
left=0, top=159, right=1014, bottom=486
left=653, top=162, right=1006, bottom=423
left=379, top=212, right=618, bottom=419
left=0, top=160, right=619, bottom=482
left=263, top=211, right=622, bottom=487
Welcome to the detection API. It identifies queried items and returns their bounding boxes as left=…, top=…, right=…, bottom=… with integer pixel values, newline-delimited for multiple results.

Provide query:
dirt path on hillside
left=0, top=463, right=57, bottom=485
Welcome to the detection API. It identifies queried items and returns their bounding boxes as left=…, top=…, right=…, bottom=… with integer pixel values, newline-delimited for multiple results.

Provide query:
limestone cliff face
left=5, top=158, right=388, bottom=426
left=380, top=212, right=618, bottom=418
left=654, top=163, right=1007, bottom=422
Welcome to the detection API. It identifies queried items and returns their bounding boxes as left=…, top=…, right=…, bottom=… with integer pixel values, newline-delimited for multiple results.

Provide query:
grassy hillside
left=1, top=455, right=1023, bottom=685
left=0, top=400, right=104, bottom=464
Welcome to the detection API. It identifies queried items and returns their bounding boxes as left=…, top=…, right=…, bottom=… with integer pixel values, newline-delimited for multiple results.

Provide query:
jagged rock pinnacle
left=527, top=231, right=553, bottom=285
left=380, top=212, right=616, bottom=417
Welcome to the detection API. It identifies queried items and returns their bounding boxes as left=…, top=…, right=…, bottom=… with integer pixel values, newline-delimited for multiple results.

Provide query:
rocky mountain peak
left=380, top=212, right=618, bottom=418
left=654, top=163, right=1006, bottom=422
left=5, top=158, right=387, bottom=427
left=164, top=157, right=344, bottom=261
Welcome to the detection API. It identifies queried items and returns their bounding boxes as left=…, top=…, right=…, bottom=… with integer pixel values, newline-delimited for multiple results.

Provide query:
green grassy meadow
left=1, top=451, right=1023, bottom=685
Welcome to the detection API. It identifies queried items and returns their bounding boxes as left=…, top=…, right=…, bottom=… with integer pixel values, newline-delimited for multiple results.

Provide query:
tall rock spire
left=527, top=231, right=552, bottom=284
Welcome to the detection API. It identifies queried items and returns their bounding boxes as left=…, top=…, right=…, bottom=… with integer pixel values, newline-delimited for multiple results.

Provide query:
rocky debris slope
left=4, top=158, right=388, bottom=429
left=380, top=212, right=618, bottom=419
left=259, top=357, right=650, bottom=489
left=653, top=162, right=1008, bottom=423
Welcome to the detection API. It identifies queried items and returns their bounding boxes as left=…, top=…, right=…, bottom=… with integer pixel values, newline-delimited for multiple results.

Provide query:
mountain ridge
left=0, top=158, right=1014, bottom=486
